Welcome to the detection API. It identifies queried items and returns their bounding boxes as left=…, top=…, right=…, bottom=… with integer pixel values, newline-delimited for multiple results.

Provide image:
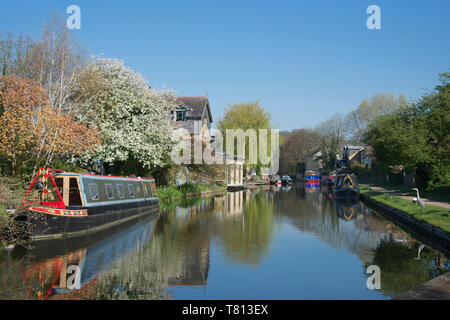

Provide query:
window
left=88, top=183, right=99, bottom=201
left=146, top=182, right=152, bottom=197
left=136, top=184, right=142, bottom=198
left=143, top=182, right=149, bottom=197
left=116, top=184, right=125, bottom=199
left=151, top=181, right=157, bottom=197
left=69, top=178, right=82, bottom=206
left=128, top=184, right=135, bottom=198
left=105, top=184, right=114, bottom=200
left=176, top=109, right=186, bottom=122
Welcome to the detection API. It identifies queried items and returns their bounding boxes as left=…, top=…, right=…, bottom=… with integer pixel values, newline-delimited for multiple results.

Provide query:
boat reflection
left=334, top=199, right=361, bottom=221
left=20, top=212, right=159, bottom=299
left=305, top=182, right=321, bottom=193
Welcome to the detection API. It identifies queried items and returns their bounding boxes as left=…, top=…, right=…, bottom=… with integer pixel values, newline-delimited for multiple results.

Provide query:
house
left=174, top=96, right=213, bottom=143
left=340, top=145, right=372, bottom=168
left=172, top=96, right=244, bottom=189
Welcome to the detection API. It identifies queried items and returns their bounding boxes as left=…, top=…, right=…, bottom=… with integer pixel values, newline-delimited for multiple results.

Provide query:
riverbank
left=157, top=183, right=226, bottom=202
left=360, top=185, right=450, bottom=233
left=359, top=185, right=450, bottom=256
left=394, top=271, right=450, bottom=300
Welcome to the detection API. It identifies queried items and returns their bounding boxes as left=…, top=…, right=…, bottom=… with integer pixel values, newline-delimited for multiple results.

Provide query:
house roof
left=177, top=97, right=213, bottom=123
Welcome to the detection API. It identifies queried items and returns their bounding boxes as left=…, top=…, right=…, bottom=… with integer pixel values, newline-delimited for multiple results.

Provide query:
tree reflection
left=370, top=240, right=449, bottom=297
left=220, top=190, right=275, bottom=267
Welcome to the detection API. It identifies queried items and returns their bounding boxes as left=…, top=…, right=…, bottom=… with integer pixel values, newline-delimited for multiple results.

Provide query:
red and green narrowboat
left=19, top=168, right=159, bottom=240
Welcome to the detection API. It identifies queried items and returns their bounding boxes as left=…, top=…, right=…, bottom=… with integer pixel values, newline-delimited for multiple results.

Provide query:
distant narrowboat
left=281, top=175, right=292, bottom=185
left=19, top=168, right=159, bottom=240
left=305, top=170, right=321, bottom=182
left=332, top=174, right=360, bottom=199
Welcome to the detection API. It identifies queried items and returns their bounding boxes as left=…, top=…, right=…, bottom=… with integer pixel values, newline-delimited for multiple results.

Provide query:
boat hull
left=332, top=188, right=359, bottom=199
left=26, top=198, right=160, bottom=240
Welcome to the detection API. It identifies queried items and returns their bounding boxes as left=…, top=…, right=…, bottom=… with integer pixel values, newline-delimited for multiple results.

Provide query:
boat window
left=88, top=183, right=99, bottom=201
left=143, top=182, right=152, bottom=197
left=128, top=184, right=135, bottom=198
left=136, top=183, right=142, bottom=198
left=54, top=178, right=64, bottom=196
left=116, top=184, right=125, bottom=199
left=69, top=178, right=82, bottom=206
left=151, top=181, right=157, bottom=197
left=105, top=184, right=114, bottom=200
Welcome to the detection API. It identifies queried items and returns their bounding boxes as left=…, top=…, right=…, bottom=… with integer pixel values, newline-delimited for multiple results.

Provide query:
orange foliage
left=0, top=75, right=99, bottom=172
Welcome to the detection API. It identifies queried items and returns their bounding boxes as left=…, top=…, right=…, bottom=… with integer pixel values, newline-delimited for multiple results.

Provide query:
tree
left=365, top=72, right=450, bottom=187
left=217, top=101, right=274, bottom=173
left=71, top=56, right=178, bottom=173
left=346, top=93, right=408, bottom=144
left=0, top=75, right=99, bottom=176
left=0, top=15, right=89, bottom=171
left=414, top=72, right=450, bottom=186
left=315, top=114, right=346, bottom=173
left=366, top=108, right=430, bottom=170
left=279, top=129, right=320, bottom=175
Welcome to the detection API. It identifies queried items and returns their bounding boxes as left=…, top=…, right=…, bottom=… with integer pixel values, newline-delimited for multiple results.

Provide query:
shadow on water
left=0, top=184, right=448, bottom=299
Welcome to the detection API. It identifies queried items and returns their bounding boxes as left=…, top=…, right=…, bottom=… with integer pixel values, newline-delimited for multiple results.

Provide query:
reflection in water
left=0, top=184, right=448, bottom=300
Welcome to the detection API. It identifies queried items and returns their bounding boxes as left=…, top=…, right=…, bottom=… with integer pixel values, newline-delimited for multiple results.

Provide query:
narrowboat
left=305, top=170, right=321, bottom=182
left=281, top=175, right=292, bottom=185
left=18, top=168, right=159, bottom=240
left=332, top=174, right=360, bottom=199
left=270, top=175, right=281, bottom=185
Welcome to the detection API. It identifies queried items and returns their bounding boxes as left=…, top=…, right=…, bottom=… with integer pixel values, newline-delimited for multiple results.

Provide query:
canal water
left=1, top=183, right=448, bottom=300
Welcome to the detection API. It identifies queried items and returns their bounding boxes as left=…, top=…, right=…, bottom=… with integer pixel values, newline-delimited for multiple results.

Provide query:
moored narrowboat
left=332, top=174, right=360, bottom=199
left=19, top=168, right=159, bottom=240
left=281, top=175, right=292, bottom=185
left=305, top=170, right=321, bottom=182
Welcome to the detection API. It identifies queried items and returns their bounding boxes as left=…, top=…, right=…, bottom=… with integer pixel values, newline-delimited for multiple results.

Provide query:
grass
left=364, top=182, right=450, bottom=203
left=157, top=183, right=225, bottom=201
left=360, top=186, right=450, bottom=233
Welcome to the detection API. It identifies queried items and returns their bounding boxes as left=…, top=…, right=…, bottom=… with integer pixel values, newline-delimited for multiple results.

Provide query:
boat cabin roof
left=55, top=172, right=155, bottom=181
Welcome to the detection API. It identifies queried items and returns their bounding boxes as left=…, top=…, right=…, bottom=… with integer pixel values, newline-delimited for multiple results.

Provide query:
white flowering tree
left=73, top=56, right=177, bottom=171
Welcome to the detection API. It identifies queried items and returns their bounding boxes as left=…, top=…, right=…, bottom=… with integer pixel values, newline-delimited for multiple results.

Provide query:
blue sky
left=1, top=0, right=449, bottom=130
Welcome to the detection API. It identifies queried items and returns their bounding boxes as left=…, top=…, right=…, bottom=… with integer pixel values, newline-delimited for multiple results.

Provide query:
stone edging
left=359, top=193, right=450, bottom=256
left=393, top=272, right=450, bottom=300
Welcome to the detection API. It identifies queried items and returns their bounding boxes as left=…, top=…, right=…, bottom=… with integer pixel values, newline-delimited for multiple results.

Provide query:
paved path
left=363, top=185, right=450, bottom=210
left=394, top=272, right=450, bottom=300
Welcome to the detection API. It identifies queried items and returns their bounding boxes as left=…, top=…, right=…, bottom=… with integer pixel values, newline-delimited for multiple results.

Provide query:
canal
left=1, top=183, right=449, bottom=300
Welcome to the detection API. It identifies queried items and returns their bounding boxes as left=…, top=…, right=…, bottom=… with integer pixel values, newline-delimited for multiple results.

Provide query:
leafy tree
left=72, top=56, right=178, bottom=173
left=366, top=72, right=449, bottom=187
left=366, top=108, right=431, bottom=169
left=0, top=75, right=99, bottom=176
left=414, top=72, right=450, bottom=186
left=217, top=101, right=274, bottom=173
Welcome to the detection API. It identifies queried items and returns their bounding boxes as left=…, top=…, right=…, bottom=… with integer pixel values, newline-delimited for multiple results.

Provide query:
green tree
left=365, top=72, right=450, bottom=187
left=414, top=72, right=450, bottom=186
left=217, top=101, right=274, bottom=173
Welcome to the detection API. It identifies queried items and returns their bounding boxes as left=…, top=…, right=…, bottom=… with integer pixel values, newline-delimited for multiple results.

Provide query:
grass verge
left=364, top=182, right=450, bottom=203
left=157, top=183, right=225, bottom=201
left=360, top=186, right=450, bottom=233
